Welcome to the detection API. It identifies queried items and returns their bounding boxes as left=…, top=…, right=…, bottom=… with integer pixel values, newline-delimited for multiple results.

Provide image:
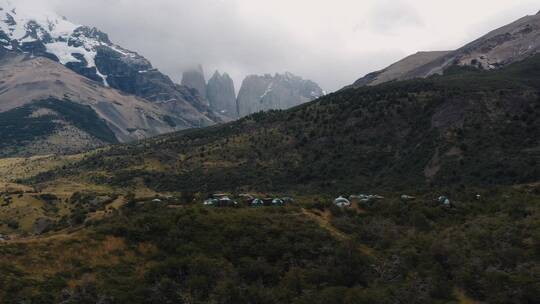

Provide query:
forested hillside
left=34, top=55, right=540, bottom=194
left=0, top=187, right=538, bottom=303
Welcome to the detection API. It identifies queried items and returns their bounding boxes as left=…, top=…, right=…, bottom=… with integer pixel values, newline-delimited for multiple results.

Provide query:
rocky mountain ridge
left=351, top=10, right=540, bottom=87
left=180, top=66, right=325, bottom=119
left=351, top=51, right=451, bottom=87
left=236, top=72, right=324, bottom=117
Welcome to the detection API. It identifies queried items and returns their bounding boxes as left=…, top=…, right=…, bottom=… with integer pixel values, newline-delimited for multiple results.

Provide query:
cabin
left=217, top=197, right=238, bottom=207
left=334, top=196, right=351, bottom=208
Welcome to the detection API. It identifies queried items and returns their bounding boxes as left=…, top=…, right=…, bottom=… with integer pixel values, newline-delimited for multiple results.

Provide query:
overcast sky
left=18, top=0, right=540, bottom=92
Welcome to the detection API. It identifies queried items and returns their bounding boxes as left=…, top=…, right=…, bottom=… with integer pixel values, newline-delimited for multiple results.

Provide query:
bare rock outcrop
left=350, top=11, right=540, bottom=88
left=236, top=72, right=324, bottom=117
left=182, top=65, right=208, bottom=104
left=207, top=71, right=237, bottom=118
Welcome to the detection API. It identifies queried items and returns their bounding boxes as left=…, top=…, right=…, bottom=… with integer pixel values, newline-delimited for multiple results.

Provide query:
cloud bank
left=11, top=0, right=540, bottom=91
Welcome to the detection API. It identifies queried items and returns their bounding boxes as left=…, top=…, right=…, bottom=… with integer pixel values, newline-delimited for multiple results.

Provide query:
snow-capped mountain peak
left=0, top=1, right=220, bottom=128
left=0, top=0, right=78, bottom=40
left=0, top=0, right=141, bottom=86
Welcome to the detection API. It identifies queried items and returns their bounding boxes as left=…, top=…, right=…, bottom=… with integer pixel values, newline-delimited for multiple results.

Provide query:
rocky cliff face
left=236, top=72, right=324, bottom=117
left=0, top=0, right=217, bottom=127
left=351, top=11, right=540, bottom=88
left=181, top=65, right=208, bottom=104
left=207, top=71, right=237, bottom=118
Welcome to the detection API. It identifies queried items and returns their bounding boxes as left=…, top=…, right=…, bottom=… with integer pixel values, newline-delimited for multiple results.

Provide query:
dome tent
left=334, top=196, right=351, bottom=207
left=272, top=198, right=285, bottom=206
left=251, top=198, right=264, bottom=207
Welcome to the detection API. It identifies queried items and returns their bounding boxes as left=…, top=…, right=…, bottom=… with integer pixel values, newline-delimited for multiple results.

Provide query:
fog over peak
left=9, top=0, right=540, bottom=92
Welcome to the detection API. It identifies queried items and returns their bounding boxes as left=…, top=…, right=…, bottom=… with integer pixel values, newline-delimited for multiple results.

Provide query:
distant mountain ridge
left=0, top=1, right=324, bottom=156
left=351, top=10, right=540, bottom=87
left=351, top=51, right=451, bottom=87
left=236, top=72, right=324, bottom=118
left=180, top=66, right=325, bottom=119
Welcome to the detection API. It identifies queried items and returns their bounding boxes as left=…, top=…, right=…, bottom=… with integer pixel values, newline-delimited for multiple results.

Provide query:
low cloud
left=366, top=0, right=425, bottom=34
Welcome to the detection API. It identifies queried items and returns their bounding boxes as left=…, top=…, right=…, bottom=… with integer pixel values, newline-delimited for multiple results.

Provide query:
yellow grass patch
left=2, top=233, right=135, bottom=279
left=0, top=182, right=35, bottom=193
left=0, top=154, right=83, bottom=181
left=86, top=196, right=127, bottom=222
left=454, top=288, right=482, bottom=304
left=301, top=208, right=375, bottom=257
left=39, top=178, right=114, bottom=195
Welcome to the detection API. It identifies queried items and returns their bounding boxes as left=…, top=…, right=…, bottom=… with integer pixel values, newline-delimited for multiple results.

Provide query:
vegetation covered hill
left=33, top=55, right=540, bottom=195
left=0, top=98, right=119, bottom=157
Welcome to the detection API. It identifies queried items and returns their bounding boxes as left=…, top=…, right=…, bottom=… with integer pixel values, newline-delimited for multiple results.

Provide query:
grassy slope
left=0, top=154, right=84, bottom=181
left=0, top=98, right=118, bottom=157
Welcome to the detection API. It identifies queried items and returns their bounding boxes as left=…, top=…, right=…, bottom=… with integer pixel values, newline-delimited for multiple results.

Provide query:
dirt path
left=302, top=209, right=348, bottom=240
left=86, top=196, right=127, bottom=222
left=301, top=208, right=375, bottom=257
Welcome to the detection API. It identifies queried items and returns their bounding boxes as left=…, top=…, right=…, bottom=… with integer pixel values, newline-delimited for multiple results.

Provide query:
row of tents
left=334, top=194, right=453, bottom=207
left=203, top=194, right=293, bottom=207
